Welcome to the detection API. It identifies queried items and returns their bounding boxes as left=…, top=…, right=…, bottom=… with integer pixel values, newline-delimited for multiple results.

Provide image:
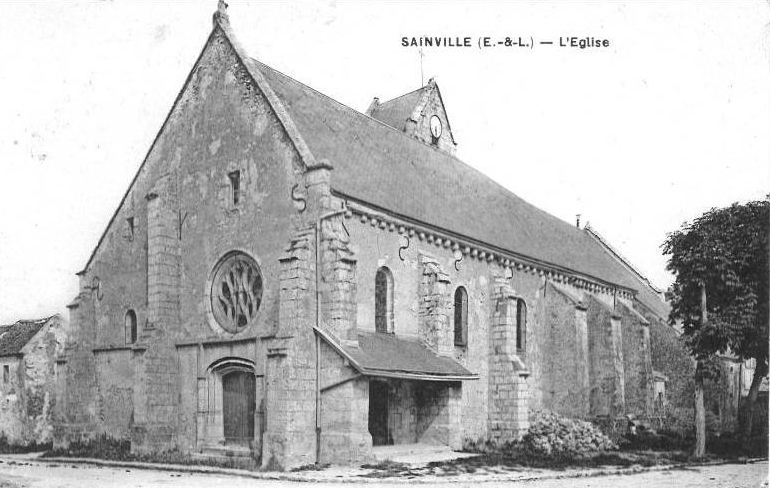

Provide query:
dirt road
left=0, top=459, right=764, bottom=488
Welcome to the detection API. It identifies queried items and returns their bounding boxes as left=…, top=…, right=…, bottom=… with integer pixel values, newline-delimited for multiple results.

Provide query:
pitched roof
left=366, top=87, right=426, bottom=130
left=249, top=58, right=642, bottom=291
left=0, top=317, right=49, bottom=357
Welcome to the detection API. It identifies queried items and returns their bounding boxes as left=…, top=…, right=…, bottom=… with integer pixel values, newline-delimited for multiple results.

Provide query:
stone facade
left=54, top=4, right=690, bottom=471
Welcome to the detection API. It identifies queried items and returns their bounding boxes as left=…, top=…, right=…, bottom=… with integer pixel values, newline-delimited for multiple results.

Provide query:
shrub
left=520, top=411, right=617, bottom=458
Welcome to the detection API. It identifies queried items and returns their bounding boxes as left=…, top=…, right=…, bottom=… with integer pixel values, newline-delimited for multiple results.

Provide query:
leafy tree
left=663, top=199, right=768, bottom=454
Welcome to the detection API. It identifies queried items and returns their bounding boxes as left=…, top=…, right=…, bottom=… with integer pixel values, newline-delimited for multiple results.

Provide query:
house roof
left=249, top=58, right=646, bottom=292
left=316, top=328, right=476, bottom=381
left=0, top=317, right=50, bottom=357
left=366, top=87, right=426, bottom=130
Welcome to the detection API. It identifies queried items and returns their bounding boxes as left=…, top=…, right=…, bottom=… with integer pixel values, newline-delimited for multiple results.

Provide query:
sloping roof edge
left=427, top=80, right=457, bottom=145
left=584, top=224, right=664, bottom=295
left=78, top=27, right=221, bottom=274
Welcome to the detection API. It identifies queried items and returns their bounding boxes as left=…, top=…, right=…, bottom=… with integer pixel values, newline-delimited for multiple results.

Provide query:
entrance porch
left=368, top=378, right=463, bottom=449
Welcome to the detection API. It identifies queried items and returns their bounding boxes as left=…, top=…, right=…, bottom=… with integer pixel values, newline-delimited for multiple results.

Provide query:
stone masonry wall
left=262, top=228, right=317, bottom=470
left=130, top=172, right=181, bottom=454
left=587, top=295, right=625, bottom=417
left=617, top=301, right=653, bottom=417
left=648, top=318, right=694, bottom=416
left=56, top=23, right=307, bottom=457
left=55, top=290, right=98, bottom=447
left=94, top=350, right=133, bottom=440
left=404, top=79, right=457, bottom=156
left=540, top=284, right=590, bottom=418
left=345, top=212, right=629, bottom=445
left=319, top=205, right=358, bottom=344
left=0, top=358, right=23, bottom=442
left=388, top=380, right=416, bottom=444
left=418, top=254, right=453, bottom=357
left=318, top=341, right=372, bottom=465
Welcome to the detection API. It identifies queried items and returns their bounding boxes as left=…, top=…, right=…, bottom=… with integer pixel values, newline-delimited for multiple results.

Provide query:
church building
left=55, top=3, right=678, bottom=470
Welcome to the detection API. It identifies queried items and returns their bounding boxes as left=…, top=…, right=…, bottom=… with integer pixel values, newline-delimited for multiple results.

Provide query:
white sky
left=0, top=1, right=768, bottom=324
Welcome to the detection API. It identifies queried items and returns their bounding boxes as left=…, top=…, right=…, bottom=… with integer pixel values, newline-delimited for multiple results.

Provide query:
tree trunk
left=693, top=282, right=707, bottom=458
left=694, top=363, right=706, bottom=458
left=741, top=360, right=768, bottom=450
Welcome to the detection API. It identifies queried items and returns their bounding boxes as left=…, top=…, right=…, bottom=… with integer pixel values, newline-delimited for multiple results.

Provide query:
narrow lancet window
left=228, top=171, right=241, bottom=205
left=125, top=310, right=137, bottom=345
left=516, top=299, right=527, bottom=352
left=374, top=267, right=394, bottom=333
left=454, top=286, right=468, bottom=346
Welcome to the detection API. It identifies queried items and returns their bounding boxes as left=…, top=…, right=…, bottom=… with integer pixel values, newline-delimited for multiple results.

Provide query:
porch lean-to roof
left=315, top=328, right=478, bottom=382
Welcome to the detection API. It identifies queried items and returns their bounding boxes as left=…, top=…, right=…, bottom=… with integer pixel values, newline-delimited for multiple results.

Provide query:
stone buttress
left=131, top=172, right=182, bottom=453
left=488, top=277, right=529, bottom=442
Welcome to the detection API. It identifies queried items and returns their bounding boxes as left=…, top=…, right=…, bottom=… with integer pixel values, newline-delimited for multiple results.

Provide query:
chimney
left=364, top=97, right=380, bottom=117
left=576, top=214, right=581, bottom=228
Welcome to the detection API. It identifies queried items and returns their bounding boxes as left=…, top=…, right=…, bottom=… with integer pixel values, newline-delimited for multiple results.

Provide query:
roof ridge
left=584, top=225, right=664, bottom=295
left=376, top=85, right=426, bottom=106
left=4, top=315, right=55, bottom=327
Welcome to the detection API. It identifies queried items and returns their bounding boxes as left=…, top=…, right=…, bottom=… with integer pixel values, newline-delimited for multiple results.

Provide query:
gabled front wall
left=58, top=28, right=306, bottom=449
left=81, top=29, right=304, bottom=346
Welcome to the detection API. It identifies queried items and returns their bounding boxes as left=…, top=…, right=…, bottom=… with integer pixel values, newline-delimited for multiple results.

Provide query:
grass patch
left=290, top=463, right=330, bottom=472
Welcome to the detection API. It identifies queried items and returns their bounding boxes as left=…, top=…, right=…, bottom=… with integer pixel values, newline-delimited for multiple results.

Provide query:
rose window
left=211, top=252, right=263, bottom=333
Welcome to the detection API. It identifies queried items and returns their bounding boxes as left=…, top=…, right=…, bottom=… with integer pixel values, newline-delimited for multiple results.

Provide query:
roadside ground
left=0, top=452, right=764, bottom=487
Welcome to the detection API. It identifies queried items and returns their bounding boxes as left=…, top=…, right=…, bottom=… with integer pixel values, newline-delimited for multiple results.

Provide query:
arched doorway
left=222, top=370, right=256, bottom=445
left=198, top=357, right=262, bottom=452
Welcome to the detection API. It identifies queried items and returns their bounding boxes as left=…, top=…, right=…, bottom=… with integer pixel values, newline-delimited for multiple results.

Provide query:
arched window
left=125, top=310, right=137, bottom=345
left=516, top=299, right=526, bottom=352
left=374, top=267, right=394, bottom=333
left=454, top=286, right=468, bottom=346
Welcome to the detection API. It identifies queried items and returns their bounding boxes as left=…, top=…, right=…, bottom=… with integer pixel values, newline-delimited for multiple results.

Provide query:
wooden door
left=223, top=370, right=255, bottom=445
left=368, top=381, right=390, bottom=446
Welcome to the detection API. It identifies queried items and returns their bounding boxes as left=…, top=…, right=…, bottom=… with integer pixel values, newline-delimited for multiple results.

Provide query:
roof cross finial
left=419, top=48, right=425, bottom=87
left=213, top=0, right=230, bottom=28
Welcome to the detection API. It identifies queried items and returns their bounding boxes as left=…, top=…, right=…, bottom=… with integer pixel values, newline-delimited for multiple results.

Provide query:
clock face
left=429, top=115, right=443, bottom=139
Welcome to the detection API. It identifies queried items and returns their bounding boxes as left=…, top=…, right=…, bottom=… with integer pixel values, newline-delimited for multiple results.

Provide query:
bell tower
left=366, top=78, right=457, bottom=156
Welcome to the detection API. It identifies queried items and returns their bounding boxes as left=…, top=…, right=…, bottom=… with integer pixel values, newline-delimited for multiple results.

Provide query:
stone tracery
left=211, top=252, right=262, bottom=333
